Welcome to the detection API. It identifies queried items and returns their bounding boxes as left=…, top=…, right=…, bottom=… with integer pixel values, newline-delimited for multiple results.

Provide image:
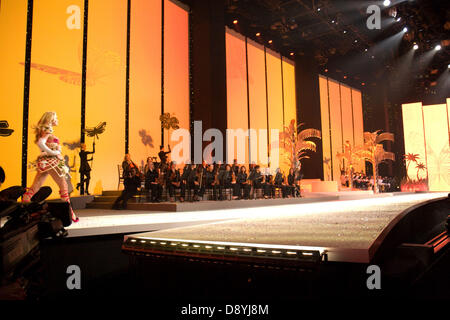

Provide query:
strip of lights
left=124, top=237, right=324, bottom=263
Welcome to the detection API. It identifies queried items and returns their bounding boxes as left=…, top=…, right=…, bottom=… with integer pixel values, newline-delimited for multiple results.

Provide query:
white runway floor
left=67, top=193, right=448, bottom=245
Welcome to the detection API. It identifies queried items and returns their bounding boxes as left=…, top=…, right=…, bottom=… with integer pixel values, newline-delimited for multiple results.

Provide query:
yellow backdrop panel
left=247, top=39, right=268, bottom=166
left=27, top=0, right=84, bottom=198
left=423, top=104, right=450, bottom=191
left=401, top=102, right=427, bottom=181
left=266, top=49, right=284, bottom=171
left=281, top=58, right=297, bottom=173
left=225, top=29, right=249, bottom=165
left=164, top=0, right=189, bottom=159
left=351, top=89, right=365, bottom=173
left=328, top=79, right=343, bottom=180
left=85, top=0, right=127, bottom=193
left=340, top=84, right=354, bottom=146
left=319, top=76, right=332, bottom=181
left=0, top=0, right=27, bottom=188
left=129, top=0, right=162, bottom=169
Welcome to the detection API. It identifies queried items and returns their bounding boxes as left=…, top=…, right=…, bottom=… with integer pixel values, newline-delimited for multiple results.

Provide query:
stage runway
left=69, top=192, right=447, bottom=252
left=120, top=192, right=448, bottom=263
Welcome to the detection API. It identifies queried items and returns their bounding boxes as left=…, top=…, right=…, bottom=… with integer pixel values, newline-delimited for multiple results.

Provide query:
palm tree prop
left=415, top=162, right=426, bottom=181
left=279, top=119, right=321, bottom=170
left=355, top=131, right=395, bottom=193
left=160, top=113, right=179, bottom=148
left=336, top=140, right=360, bottom=189
left=404, top=153, right=420, bottom=181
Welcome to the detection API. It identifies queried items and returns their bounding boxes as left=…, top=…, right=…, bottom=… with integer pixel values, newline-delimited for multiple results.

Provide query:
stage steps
left=85, top=190, right=339, bottom=212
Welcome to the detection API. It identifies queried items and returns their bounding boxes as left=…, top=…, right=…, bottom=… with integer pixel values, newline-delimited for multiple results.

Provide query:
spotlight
left=268, top=40, right=273, bottom=44
left=383, top=0, right=391, bottom=7
left=364, top=48, right=368, bottom=52
left=331, top=20, right=335, bottom=23
left=290, top=52, right=295, bottom=56
left=396, top=17, right=401, bottom=22
left=317, top=8, right=321, bottom=12
left=403, top=27, right=408, bottom=32
left=256, top=32, right=261, bottom=37
left=413, top=44, right=419, bottom=50
left=343, top=30, right=347, bottom=34
left=354, top=39, right=358, bottom=43
left=448, top=64, right=450, bottom=69
left=435, top=44, right=441, bottom=51
left=233, top=19, right=238, bottom=25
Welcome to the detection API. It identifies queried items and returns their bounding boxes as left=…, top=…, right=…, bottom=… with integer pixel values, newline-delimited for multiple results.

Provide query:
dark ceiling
left=224, top=0, right=449, bottom=99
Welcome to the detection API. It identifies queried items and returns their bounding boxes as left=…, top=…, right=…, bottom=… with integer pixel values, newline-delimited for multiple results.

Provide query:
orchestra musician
left=263, top=173, right=275, bottom=199
left=236, top=166, right=250, bottom=200
left=287, top=168, right=296, bottom=197
left=274, top=168, right=287, bottom=198
left=144, top=158, right=162, bottom=202
left=113, top=167, right=141, bottom=210
left=167, top=165, right=182, bottom=202
left=187, top=164, right=200, bottom=201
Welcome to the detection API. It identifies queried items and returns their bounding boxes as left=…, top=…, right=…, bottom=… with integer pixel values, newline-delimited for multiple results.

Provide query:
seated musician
left=231, top=159, right=239, bottom=176
left=218, top=164, right=233, bottom=200
left=204, top=164, right=217, bottom=200
left=274, top=168, right=287, bottom=198
left=251, top=166, right=264, bottom=198
left=187, top=164, right=200, bottom=202
left=179, top=164, right=190, bottom=202
left=113, top=167, right=141, bottom=210
left=198, top=161, right=208, bottom=198
left=144, top=159, right=162, bottom=202
left=167, top=165, right=181, bottom=202
left=263, top=173, right=275, bottom=199
left=122, top=154, right=138, bottom=178
left=287, top=168, right=296, bottom=197
left=236, top=166, right=250, bottom=200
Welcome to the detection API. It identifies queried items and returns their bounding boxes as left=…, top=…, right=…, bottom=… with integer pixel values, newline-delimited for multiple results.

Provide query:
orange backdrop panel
left=266, top=49, right=284, bottom=171
left=319, top=76, right=332, bottom=180
left=422, top=104, right=450, bottom=191
left=129, top=0, right=162, bottom=169
left=340, top=84, right=354, bottom=146
left=0, top=0, right=27, bottom=188
left=225, top=29, right=249, bottom=165
left=85, top=0, right=127, bottom=193
left=281, top=58, right=297, bottom=172
left=27, top=0, right=84, bottom=198
left=247, top=39, right=268, bottom=166
left=351, top=89, right=365, bottom=173
left=164, top=0, right=189, bottom=159
left=401, top=102, right=427, bottom=181
left=328, top=79, right=343, bottom=181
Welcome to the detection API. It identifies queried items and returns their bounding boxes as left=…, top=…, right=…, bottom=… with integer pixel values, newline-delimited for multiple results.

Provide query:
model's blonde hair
left=34, top=111, right=56, bottom=143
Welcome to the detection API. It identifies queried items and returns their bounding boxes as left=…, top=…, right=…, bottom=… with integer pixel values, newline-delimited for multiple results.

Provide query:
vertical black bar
left=21, top=0, right=34, bottom=188
left=80, top=0, right=89, bottom=144
left=125, top=0, right=131, bottom=154
left=245, top=37, right=251, bottom=164
left=161, top=0, right=165, bottom=146
left=264, top=47, right=270, bottom=165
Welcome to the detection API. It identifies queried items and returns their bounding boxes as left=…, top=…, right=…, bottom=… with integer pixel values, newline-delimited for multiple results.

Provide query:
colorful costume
left=23, top=131, right=76, bottom=220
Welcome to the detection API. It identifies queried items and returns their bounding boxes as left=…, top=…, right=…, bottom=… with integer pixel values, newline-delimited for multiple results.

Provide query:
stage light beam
left=383, top=0, right=391, bottom=7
